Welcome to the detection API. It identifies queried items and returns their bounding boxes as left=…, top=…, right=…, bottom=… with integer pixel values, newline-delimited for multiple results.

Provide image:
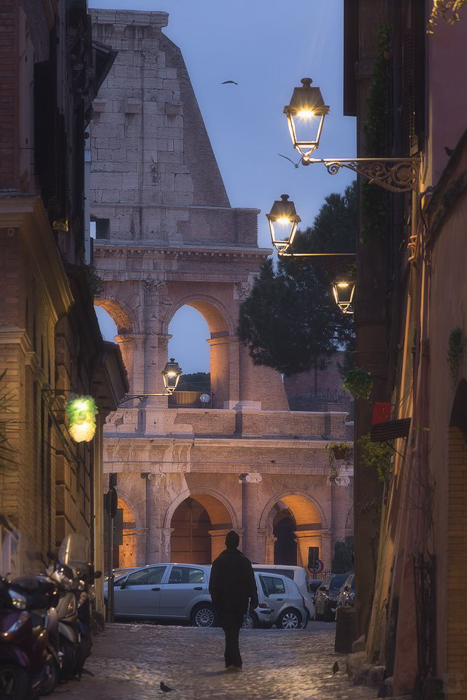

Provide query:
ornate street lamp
left=162, top=357, right=183, bottom=394
left=284, top=78, right=330, bottom=161
left=285, top=78, right=420, bottom=193
left=266, top=194, right=301, bottom=252
left=332, top=280, right=356, bottom=315
left=118, top=357, right=183, bottom=406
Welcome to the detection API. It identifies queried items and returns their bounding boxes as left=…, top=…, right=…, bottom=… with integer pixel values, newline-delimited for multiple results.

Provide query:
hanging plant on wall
left=358, top=433, right=393, bottom=484
left=343, top=368, right=374, bottom=400
left=327, top=441, right=353, bottom=477
left=447, top=326, right=464, bottom=386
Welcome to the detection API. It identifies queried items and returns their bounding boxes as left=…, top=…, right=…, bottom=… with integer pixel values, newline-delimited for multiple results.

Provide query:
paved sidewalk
left=54, top=622, right=377, bottom=700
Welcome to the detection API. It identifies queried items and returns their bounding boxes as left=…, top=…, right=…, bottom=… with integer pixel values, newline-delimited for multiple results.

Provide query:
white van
left=252, top=565, right=315, bottom=623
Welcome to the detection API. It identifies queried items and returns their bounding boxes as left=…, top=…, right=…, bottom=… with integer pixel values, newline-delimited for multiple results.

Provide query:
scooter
left=0, top=577, right=52, bottom=700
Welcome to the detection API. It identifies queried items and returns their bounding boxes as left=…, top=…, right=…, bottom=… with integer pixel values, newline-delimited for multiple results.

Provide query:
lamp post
left=284, top=78, right=420, bottom=193
left=118, top=357, right=183, bottom=407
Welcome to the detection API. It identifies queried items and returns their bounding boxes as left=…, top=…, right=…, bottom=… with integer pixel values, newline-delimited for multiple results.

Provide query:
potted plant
left=327, top=441, right=353, bottom=477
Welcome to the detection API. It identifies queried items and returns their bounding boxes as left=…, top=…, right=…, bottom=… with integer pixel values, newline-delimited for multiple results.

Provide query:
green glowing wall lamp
left=284, top=78, right=420, bottom=193
left=118, top=358, right=183, bottom=407
left=67, top=395, right=98, bottom=443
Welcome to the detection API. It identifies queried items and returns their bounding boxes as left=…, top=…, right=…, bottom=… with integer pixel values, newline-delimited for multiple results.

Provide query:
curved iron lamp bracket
left=302, top=157, right=421, bottom=193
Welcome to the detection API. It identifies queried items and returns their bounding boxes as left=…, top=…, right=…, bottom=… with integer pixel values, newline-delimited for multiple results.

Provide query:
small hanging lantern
left=67, top=396, right=98, bottom=443
left=284, top=78, right=330, bottom=161
left=266, top=195, right=301, bottom=252
left=162, top=358, right=182, bottom=394
left=332, top=280, right=356, bottom=315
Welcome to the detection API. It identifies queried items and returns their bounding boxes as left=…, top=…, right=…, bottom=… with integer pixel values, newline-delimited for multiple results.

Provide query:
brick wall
left=0, top=1, right=19, bottom=189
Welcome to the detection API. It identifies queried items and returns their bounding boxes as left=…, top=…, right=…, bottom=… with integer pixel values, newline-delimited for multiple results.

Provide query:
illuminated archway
left=166, top=490, right=235, bottom=563
left=116, top=497, right=137, bottom=568
left=260, top=490, right=325, bottom=568
left=163, top=295, right=235, bottom=408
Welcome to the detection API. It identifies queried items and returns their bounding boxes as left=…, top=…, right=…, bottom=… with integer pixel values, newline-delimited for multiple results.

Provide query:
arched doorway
left=273, top=509, right=297, bottom=565
left=262, top=492, right=325, bottom=569
left=171, top=497, right=211, bottom=564
left=116, top=497, right=137, bottom=568
left=169, top=492, right=234, bottom=563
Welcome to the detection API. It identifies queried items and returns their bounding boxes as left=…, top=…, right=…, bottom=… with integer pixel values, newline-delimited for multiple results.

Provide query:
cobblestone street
left=54, top=622, right=378, bottom=700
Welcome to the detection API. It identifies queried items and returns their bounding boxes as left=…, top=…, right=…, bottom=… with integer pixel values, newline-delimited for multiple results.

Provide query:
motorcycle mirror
left=62, top=564, right=74, bottom=579
left=94, top=571, right=102, bottom=580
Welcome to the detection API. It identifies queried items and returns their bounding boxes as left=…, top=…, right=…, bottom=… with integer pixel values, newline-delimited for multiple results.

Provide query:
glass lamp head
left=284, top=78, right=329, bottom=161
left=162, top=358, right=183, bottom=394
left=266, top=194, right=301, bottom=252
left=332, top=280, right=356, bottom=315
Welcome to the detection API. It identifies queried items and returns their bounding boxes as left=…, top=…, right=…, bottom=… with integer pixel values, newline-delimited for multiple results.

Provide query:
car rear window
left=331, top=575, right=349, bottom=590
left=261, top=575, right=286, bottom=595
left=169, top=566, right=205, bottom=584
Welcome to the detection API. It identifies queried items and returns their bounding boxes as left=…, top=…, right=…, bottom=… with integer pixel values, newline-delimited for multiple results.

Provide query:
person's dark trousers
left=219, top=610, right=244, bottom=668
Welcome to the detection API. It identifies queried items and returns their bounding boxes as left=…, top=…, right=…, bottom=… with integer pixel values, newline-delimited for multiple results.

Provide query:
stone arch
left=259, top=490, right=328, bottom=569
left=163, top=294, right=235, bottom=408
left=162, top=294, right=234, bottom=337
left=445, top=380, right=467, bottom=685
left=165, top=488, right=238, bottom=563
left=163, top=488, right=239, bottom=530
left=113, top=487, right=145, bottom=566
left=259, top=489, right=328, bottom=530
left=94, top=296, right=134, bottom=335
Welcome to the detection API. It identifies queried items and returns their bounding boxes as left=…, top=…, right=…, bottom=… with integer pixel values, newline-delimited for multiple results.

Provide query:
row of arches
left=110, top=489, right=352, bottom=569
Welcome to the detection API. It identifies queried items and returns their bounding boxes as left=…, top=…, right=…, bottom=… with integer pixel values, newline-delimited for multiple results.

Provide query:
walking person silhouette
left=209, top=530, right=258, bottom=672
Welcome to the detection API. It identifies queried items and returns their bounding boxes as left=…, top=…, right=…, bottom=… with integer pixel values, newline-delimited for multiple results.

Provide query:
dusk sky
left=91, top=0, right=356, bottom=373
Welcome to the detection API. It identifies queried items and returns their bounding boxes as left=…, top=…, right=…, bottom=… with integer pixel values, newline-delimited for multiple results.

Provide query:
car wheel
left=242, top=612, right=259, bottom=629
left=277, top=608, right=302, bottom=630
left=0, top=664, right=29, bottom=700
left=191, top=604, right=218, bottom=628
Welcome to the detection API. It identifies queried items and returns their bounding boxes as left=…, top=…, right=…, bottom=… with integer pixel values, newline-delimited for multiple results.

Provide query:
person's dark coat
left=209, top=548, right=258, bottom=613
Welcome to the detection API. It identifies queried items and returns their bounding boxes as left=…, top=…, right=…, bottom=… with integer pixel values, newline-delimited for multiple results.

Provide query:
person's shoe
left=226, top=665, right=236, bottom=672
left=233, top=666, right=242, bottom=672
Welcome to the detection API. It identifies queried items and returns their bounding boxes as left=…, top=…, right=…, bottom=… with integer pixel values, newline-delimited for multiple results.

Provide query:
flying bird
left=444, top=146, right=454, bottom=157
left=278, top=153, right=300, bottom=169
left=221, top=80, right=238, bottom=85
left=332, top=661, right=339, bottom=674
left=160, top=681, right=174, bottom=693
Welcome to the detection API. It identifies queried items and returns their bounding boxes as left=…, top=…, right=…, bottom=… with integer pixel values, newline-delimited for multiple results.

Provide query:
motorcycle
left=0, top=576, right=58, bottom=699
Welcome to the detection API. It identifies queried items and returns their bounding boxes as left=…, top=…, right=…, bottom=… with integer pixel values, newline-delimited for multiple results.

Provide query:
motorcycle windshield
left=58, top=533, right=90, bottom=568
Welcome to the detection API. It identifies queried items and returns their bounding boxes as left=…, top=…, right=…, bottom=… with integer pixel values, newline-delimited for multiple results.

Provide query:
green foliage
left=0, top=370, right=18, bottom=470
left=238, top=183, right=356, bottom=376
left=358, top=433, right=393, bottom=483
left=86, top=265, right=104, bottom=296
left=447, top=327, right=463, bottom=386
left=332, top=540, right=354, bottom=574
left=343, top=368, right=373, bottom=399
left=177, top=372, right=211, bottom=393
left=361, top=24, right=391, bottom=243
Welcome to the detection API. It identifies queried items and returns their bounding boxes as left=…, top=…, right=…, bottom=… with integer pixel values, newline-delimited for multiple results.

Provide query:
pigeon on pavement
left=332, top=661, right=339, bottom=674
left=160, top=681, right=173, bottom=692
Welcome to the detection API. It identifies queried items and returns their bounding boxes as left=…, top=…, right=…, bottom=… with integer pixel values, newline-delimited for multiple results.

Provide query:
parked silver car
left=112, top=563, right=217, bottom=627
left=244, top=571, right=308, bottom=630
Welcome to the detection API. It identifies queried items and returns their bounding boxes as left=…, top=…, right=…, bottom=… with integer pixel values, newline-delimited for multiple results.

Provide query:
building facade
left=90, top=9, right=354, bottom=571
left=0, top=0, right=127, bottom=588
left=343, top=0, right=467, bottom=696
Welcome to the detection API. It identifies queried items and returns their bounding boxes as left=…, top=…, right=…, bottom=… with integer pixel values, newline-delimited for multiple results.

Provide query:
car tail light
left=258, top=603, right=268, bottom=609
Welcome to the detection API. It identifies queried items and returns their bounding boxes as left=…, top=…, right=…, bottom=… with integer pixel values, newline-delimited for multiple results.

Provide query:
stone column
left=142, top=280, right=168, bottom=408
left=144, top=473, right=162, bottom=563
left=239, top=472, right=262, bottom=562
left=161, top=528, right=174, bottom=562
left=208, top=528, right=231, bottom=562
left=331, top=481, right=349, bottom=552
left=321, top=528, right=332, bottom=572
left=206, top=336, right=231, bottom=408
left=115, top=333, right=146, bottom=395
left=256, top=528, right=270, bottom=564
